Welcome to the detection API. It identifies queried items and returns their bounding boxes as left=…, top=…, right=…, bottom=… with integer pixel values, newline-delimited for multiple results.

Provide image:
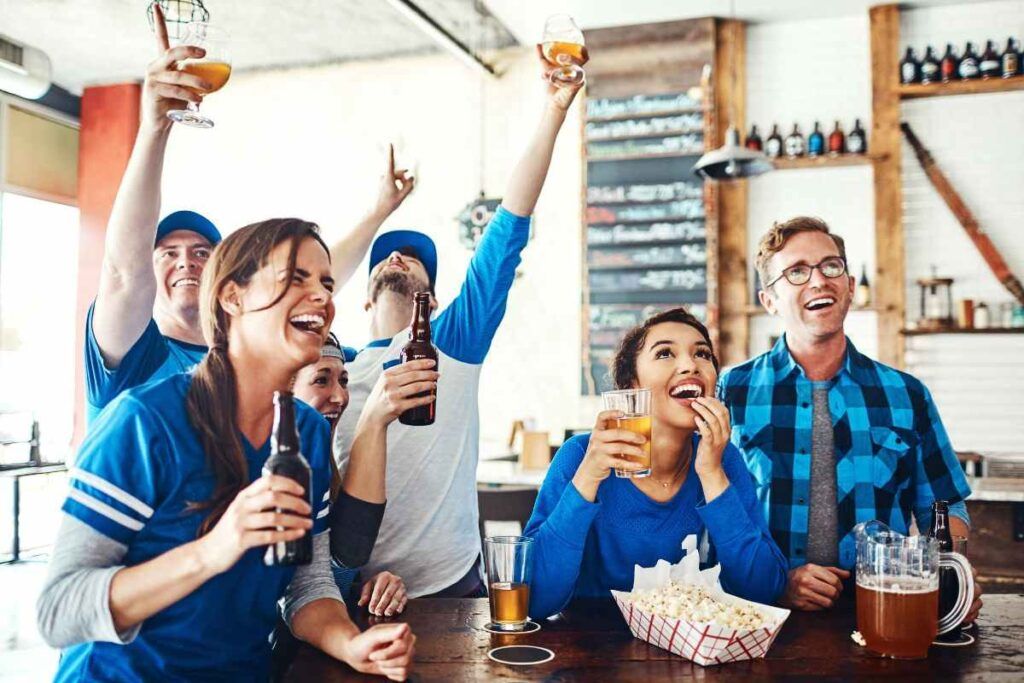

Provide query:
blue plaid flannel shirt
left=717, top=336, right=972, bottom=570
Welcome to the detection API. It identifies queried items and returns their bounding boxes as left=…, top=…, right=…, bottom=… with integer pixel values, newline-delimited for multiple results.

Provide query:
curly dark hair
left=611, top=307, right=719, bottom=390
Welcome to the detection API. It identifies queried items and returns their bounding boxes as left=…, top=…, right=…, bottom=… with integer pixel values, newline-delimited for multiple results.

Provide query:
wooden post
left=869, top=5, right=904, bottom=368
left=73, top=83, right=141, bottom=446
left=714, top=18, right=749, bottom=367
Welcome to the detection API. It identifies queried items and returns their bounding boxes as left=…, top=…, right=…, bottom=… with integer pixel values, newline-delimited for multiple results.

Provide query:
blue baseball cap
left=369, top=230, right=437, bottom=286
left=155, top=210, right=221, bottom=247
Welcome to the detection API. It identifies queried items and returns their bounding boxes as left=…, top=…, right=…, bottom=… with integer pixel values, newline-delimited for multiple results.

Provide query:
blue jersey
left=56, top=373, right=333, bottom=682
left=84, top=302, right=207, bottom=423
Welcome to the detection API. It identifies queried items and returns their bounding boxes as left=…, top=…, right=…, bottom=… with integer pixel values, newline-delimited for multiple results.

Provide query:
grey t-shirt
left=806, top=384, right=839, bottom=566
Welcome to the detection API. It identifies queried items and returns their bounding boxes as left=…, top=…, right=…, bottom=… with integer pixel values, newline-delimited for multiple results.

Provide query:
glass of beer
left=541, top=14, right=588, bottom=86
left=602, top=388, right=652, bottom=478
left=167, top=22, right=232, bottom=129
left=855, top=522, right=973, bottom=659
left=484, top=536, right=533, bottom=632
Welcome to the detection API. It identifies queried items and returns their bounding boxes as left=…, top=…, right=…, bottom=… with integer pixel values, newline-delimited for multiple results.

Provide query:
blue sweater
left=523, top=433, right=787, bottom=619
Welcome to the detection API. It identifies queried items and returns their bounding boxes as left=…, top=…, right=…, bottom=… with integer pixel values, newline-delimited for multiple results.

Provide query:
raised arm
left=91, top=4, right=210, bottom=366
left=329, top=144, right=414, bottom=290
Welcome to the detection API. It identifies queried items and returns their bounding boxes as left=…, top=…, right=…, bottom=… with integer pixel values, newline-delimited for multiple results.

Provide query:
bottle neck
left=271, top=391, right=301, bottom=455
left=409, top=297, right=432, bottom=343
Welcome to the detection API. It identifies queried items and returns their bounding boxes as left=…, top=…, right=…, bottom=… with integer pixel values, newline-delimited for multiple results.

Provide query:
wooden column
left=869, top=5, right=904, bottom=368
left=72, top=83, right=140, bottom=446
left=713, top=19, right=749, bottom=367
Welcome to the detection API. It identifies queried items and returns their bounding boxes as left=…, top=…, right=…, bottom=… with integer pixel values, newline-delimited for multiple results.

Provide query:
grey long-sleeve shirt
left=37, top=514, right=341, bottom=649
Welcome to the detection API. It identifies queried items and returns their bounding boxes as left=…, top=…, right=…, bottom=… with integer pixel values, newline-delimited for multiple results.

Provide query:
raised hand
left=194, top=475, right=311, bottom=575
left=142, top=3, right=210, bottom=130
left=358, top=571, right=408, bottom=617
left=535, top=44, right=586, bottom=112
left=374, top=144, right=415, bottom=218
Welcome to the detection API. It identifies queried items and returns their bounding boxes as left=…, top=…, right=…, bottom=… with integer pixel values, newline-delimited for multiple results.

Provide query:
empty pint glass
left=485, top=536, right=534, bottom=631
left=602, top=388, right=652, bottom=478
left=854, top=521, right=973, bottom=659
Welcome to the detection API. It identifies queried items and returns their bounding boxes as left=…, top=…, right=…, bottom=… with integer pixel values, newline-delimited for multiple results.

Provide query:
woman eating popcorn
left=524, top=307, right=787, bottom=619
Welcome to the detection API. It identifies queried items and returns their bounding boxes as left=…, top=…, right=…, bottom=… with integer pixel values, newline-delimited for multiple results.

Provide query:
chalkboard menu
left=582, top=92, right=708, bottom=394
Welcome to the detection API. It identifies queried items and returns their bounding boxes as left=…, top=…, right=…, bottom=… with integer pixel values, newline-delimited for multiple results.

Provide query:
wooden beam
left=869, top=5, right=904, bottom=368
left=73, top=83, right=140, bottom=446
left=713, top=18, right=749, bottom=367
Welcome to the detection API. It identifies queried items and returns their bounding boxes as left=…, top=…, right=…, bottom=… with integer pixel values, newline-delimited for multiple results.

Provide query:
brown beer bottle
left=847, top=119, right=867, bottom=155
left=979, top=40, right=1001, bottom=79
left=928, top=500, right=962, bottom=642
left=745, top=124, right=763, bottom=151
left=765, top=124, right=783, bottom=158
left=828, top=120, right=846, bottom=156
left=399, top=291, right=438, bottom=426
left=263, top=391, right=313, bottom=566
left=1001, top=38, right=1020, bottom=79
left=940, top=43, right=960, bottom=82
left=920, top=46, right=941, bottom=84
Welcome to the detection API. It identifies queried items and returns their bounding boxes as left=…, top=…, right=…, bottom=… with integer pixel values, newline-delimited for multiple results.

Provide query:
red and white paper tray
left=610, top=535, right=790, bottom=666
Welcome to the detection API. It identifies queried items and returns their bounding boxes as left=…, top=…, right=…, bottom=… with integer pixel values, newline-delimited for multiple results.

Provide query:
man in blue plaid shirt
left=718, top=217, right=981, bottom=622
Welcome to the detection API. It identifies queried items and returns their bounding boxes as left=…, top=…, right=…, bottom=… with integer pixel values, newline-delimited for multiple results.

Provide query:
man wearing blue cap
left=332, top=50, right=585, bottom=600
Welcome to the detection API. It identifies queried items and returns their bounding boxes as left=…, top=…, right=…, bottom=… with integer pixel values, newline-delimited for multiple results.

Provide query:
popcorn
left=610, top=535, right=790, bottom=666
left=626, top=580, right=768, bottom=630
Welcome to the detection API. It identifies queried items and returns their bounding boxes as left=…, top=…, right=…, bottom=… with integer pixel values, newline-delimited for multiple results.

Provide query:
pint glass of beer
left=484, top=536, right=534, bottom=631
left=602, top=388, right=652, bottom=478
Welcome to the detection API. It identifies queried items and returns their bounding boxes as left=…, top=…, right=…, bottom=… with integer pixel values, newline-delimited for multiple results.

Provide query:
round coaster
left=487, top=645, right=555, bottom=666
left=481, top=620, right=541, bottom=635
left=932, top=632, right=976, bottom=647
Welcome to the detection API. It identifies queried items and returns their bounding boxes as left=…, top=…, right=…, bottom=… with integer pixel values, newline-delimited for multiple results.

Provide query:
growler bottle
left=958, top=42, right=980, bottom=79
left=921, top=46, right=941, bottom=84
left=1002, top=38, right=1020, bottom=78
left=900, top=46, right=921, bottom=84
left=399, top=291, right=438, bottom=426
left=784, top=123, right=805, bottom=158
left=827, top=120, right=846, bottom=156
left=928, top=500, right=963, bottom=642
left=765, top=124, right=783, bottom=158
left=847, top=119, right=867, bottom=155
left=745, top=124, right=763, bottom=151
left=807, top=121, right=825, bottom=157
left=263, top=391, right=313, bottom=566
left=979, top=40, right=1000, bottom=78
left=940, top=43, right=959, bottom=82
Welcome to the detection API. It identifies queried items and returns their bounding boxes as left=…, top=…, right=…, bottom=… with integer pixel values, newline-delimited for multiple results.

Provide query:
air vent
left=0, top=36, right=25, bottom=69
left=0, top=34, right=50, bottom=99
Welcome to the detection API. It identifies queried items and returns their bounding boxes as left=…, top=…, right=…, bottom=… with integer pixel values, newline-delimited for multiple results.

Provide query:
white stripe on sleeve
left=71, top=469, right=154, bottom=518
left=67, top=488, right=145, bottom=532
left=316, top=505, right=330, bottom=520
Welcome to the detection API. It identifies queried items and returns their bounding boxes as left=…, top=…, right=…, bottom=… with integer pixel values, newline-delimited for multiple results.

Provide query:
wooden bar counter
left=286, top=594, right=1024, bottom=681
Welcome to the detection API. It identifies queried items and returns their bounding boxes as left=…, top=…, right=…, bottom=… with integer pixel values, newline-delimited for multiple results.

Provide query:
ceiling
left=0, top=0, right=1001, bottom=95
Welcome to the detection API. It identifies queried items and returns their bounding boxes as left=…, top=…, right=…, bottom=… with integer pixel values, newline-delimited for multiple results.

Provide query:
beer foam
left=856, top=576, right=936, bottom=594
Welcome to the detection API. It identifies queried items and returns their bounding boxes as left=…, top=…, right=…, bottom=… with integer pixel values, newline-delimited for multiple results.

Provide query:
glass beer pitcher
left=853, top=521, right=973, bottom=659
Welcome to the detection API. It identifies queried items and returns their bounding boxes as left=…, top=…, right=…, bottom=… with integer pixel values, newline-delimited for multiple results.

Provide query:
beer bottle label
left=959, top=59, right=979, bottom=77
left=901, top=63, right=917, bottom=83
left=921, top=62, right=938, bottom=79
left=766, top=139, right=781, bottom=157
left=848, top=136, right=864, bottom=153
left=980, top=59, right=1000, bottom=72
left=1005, top=54, right=1020, bottom=77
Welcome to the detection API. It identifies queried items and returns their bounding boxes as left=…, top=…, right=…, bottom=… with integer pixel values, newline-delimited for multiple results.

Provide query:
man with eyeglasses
left=717, top=217, right=980, bottom=622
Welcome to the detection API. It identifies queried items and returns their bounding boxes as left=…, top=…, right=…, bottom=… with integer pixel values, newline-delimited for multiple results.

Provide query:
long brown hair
left=187, top=218, right=329, bottom=535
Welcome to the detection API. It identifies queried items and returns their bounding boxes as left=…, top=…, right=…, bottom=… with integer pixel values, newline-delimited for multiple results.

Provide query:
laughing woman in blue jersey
left=37, top=219, right=422, bottom=682
left=524, top=308, right=787, bottom=620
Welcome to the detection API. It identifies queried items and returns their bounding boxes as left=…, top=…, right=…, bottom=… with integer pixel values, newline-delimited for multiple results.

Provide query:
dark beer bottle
left=1001, top=38, right=1020, bottom=79
left=765, top=124, right=783, bottom=158
left=928, top=500, right=963, bottom=642
left=980, top=40, right=1001, bottom=78
left=807, top=121, right=825, bottom=157
left=745, top=124, right=763, bottom=151
left=855, top=264, right=872, bottom=308
left=900, top=46, right=921, bottom=84
left=921, top=46, right=941, bottom=84
left=959, top=42, right=980, bottom=79
left=940, top=43, right=960, bottom=82
left=784, top=123, right=805, bottom=158
left=847, top=119, right=867, bottom=155
left=399, top=291, right=438, bottom=426
left=263, top=391, right=313, bottom=566
left=828, top=120, right=846, bottom=156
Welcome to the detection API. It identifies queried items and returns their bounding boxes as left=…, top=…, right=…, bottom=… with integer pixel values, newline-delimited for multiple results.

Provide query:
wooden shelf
left=586, top=128, right=703, bottom=143
left=586, top=107, right=703, bottom=123
left=587, top=150, right=703, bottom=163
left=899, top=76, right=1024, bottom=100
left=771, top=154, right=876, bottom=170
left=901, top=327, right=1024, bottom=336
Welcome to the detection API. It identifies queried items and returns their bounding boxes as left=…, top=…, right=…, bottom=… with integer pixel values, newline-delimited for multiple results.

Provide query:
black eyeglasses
left=765, top=256, right=847, bottom=288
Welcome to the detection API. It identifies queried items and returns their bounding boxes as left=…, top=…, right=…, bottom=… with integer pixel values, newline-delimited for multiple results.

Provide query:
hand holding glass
left=541, top=14, right=587, bottom=86
left=167, top=22, right=232, bottom=129
left=601, top=388, right=652, bottom=478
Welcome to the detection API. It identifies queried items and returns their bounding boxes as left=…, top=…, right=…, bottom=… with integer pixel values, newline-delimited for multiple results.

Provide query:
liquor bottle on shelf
left=847, top=119, right=867, bottom=155
left=900, top=46, right=921, bottom=84
left=855, top=264, right=872, bottom=308
left=980, top=40, right=1001, bottom=78
left=1002, top=38, right=1020, bottom=78
left=765, top=124, right=783, bottom=158
left=920, top=46, right=941, bottom=84
left=745, top=124, right=763, bottom=151
left=940, top=43, right=960, bottom=82
left=958, top=41, right=980, bottom=79
left=807, top=121, right=825, bottom=157
left=827, top=120, right=846, bottom=156
left=784, top=123, right=806, bottom=158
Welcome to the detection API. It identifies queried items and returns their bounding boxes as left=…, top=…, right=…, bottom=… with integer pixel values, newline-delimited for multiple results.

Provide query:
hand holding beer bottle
left=363, top=357, right=439, bottom=427
left=398, top=292, right=439, bottom=426
left=570, top=410, right=649, bottom=502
